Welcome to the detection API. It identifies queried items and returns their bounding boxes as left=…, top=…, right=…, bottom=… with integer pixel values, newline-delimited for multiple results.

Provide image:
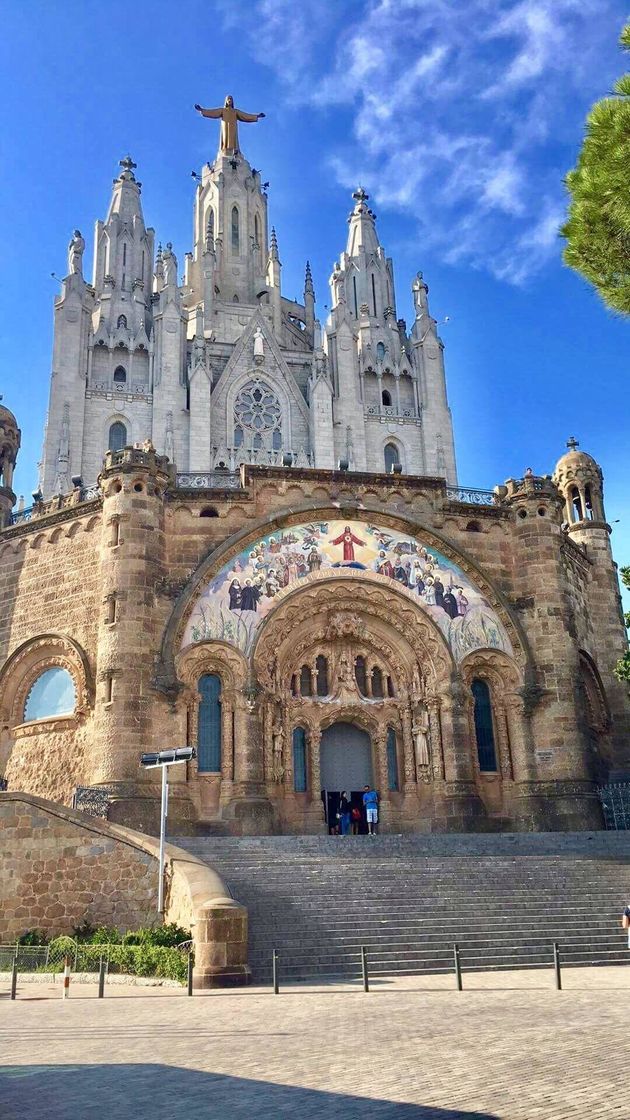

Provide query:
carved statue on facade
left=253, top=325, right=265, bottom=363
left=67, top=230, right=85, bottom=277
left=271, top=719, right=285, bottom=783
left=412, top=705, right=431, bottom=768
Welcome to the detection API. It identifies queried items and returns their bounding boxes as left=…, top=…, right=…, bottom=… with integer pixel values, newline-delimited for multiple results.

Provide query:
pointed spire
left=106, top=155, right=144, bottom=224
left=269, top=226, right=279, bottom=261
left=346, top=186, right=380, bottom=257
left=305, top=260, right=314, bottom=294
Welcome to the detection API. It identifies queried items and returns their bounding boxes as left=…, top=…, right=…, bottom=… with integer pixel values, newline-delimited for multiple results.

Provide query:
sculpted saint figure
left=194, top=95, right=265, bottom=154
left=412, top=706, right=431, bottom=768
left=272, top=720, right=285, bottom=783
left=253, top=325, right=265, bottom=360
left=68, top=230, right=85, bottom=276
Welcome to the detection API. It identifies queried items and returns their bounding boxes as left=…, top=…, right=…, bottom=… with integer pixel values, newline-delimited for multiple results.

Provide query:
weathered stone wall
left=0, top=792, right=249, bottom=986
left=0, top=792, right=156, bottom=939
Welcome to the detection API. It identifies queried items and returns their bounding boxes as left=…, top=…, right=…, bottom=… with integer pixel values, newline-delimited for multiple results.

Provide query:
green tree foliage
left=562, top=25, right=630, bottom=314
left=615, top=565, right=630, bottom=682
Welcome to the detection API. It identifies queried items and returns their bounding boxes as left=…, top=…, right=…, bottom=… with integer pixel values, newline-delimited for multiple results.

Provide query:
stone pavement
left=1, top=966, right=629, bottom=1119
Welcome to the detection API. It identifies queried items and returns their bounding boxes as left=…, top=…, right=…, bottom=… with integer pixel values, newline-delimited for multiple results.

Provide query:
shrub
left=122, top=923, right=190, bottom=948
left=18, top=929, right=48, bottom=946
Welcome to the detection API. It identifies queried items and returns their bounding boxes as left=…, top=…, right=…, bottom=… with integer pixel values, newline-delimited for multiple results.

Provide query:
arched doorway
left=320, top=722, right=373, bottom=832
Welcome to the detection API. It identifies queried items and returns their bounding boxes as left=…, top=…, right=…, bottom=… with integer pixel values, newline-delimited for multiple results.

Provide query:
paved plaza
left=1, top=967, right=629, bottom=1119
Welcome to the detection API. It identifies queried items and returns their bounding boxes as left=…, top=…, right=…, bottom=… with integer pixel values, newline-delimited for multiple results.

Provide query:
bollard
left=272, top=949, right=279, bottom=994
left=98, top=958, right=107, bottom=999
left=553, top=942, right=562, bottom=991
left=361, top=945, right=370, bottom=993
left=62, top=955, right=71, bottom=1000
left=453, top=943, right=463, bottom=991
left=10, top=960, right=18, bottom=1001
left=187, top=951, right=194, bottom=997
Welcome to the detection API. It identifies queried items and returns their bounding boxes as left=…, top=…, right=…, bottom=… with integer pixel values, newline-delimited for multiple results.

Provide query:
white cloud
left=223, top=0, right=626, bottom=284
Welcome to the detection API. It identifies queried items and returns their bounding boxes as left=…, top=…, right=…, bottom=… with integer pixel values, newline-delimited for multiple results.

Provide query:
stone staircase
left=173, top=833, right=630, bottom=984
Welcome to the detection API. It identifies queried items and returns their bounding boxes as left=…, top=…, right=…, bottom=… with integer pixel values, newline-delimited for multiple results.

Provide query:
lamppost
left=139, top=747, right=196, bottom=914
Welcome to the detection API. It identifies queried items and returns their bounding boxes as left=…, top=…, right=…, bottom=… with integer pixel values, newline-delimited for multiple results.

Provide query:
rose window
left=234, top=379, right=282, bottom=451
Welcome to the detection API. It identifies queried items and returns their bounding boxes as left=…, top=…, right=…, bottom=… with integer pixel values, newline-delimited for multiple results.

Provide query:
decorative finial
left=270, top=227, right=279, bottom=260
left=566, top=435, right=579, bottom=451
left=352, top=186, right=369, bottom=204
left=119, top=155, right=137, bottom=179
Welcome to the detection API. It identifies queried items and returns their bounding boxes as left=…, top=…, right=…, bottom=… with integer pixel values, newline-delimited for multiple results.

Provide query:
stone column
left=432, top=679, right=486, bottom=831
left=400, top=708, right=417, bottom=790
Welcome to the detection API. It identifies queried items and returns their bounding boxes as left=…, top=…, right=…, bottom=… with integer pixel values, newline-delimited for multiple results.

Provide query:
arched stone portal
left=320, top=722, right=373, bottom=792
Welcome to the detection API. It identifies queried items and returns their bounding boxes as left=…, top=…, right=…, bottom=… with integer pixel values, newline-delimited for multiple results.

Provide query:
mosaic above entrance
left=182, top=520, right=513, bottom=661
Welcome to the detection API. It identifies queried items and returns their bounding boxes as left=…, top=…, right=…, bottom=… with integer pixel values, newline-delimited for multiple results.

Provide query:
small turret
left=0, top=399, right=21, bottom=529
left=553, top=437, right=606, bottom=528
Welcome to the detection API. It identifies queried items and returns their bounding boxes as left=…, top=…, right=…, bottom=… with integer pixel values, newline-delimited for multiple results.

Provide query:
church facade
left=1, top=104, right=628, bottom=836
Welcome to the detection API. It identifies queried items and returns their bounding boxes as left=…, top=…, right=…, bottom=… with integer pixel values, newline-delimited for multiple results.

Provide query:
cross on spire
left=566, top=435, right=579, bottom=451
left=352, top=186, right=369, bottom=205
left=119, top=155, right=137, bottom=179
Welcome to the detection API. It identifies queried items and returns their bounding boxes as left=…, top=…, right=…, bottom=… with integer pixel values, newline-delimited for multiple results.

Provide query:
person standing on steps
left=622, top=902, right=630, bottom=947
left=363, top=785, right=379, bottom=835
left=338, top=791, right=351, bottom=836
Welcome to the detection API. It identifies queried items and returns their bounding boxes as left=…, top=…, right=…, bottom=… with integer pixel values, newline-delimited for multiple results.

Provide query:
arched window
left=117, top=315, right=128, bottom=330
left=355, top=656, right=368, bottom=696
left=198, top=673, right=222, bottom=772
left=472, top=678, right=498, bottom=772
left=299, top=665, right=312, bottom=697
left=108, top=421, right=127, bottom=452
left=387, top=675, right=395, bottom=698
left=207, top=208, right=215, bottom=242
left=584, top=485, right=594, bottom=520
left=316, top=655, right=328, bottom=697
left=371, top=666, right=384, bottom=699
left=254, top=213, right=262, bottom=264
left=234, top=425, right=244, bottom=448
left=199, top=507, right=219, bottom=518
left=386, top=726, right=399, bottom=791
left=384, top=442, right=400, bottom=473
left=376, top=341, right=386, bottom=361
left=113, top=366, right=127, bottom=384
left=23, top=667, right=76, bottom=722
left=570, top=486, right=583, bottom=522
left=293, top=726, right=308, bottom=792
left=382, top=389, right=392, bottom=406
left=231, top=206, right=240, bottom=254
left=272, top=430, right=282, bottom=451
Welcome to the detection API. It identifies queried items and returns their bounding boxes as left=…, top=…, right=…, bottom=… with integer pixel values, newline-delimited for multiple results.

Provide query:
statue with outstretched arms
left=194, top=94, right=265, bottom=154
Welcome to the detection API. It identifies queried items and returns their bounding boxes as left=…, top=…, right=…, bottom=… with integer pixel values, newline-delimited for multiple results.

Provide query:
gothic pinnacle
left=305, top=260, right=314, bottom=293
left=270, top=227, right=279, bottom=261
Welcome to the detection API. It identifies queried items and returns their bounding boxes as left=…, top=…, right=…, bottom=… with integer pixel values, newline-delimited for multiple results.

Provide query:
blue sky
left=0, top=0, right=628, bottom=599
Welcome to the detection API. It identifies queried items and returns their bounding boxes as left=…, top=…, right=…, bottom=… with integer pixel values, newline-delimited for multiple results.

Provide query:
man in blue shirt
left=363, top=785, right=379, bottom=835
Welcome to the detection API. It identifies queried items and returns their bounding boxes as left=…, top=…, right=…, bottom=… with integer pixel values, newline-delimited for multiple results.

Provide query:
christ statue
left=194, top=95, right=265, bottom=154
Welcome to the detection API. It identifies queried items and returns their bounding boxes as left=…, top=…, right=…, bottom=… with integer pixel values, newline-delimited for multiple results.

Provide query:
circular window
left=234, top=379, right=282, bottom=448
left=517, top=509, right=528, bottom=520
left=23, top=667, right=76, bottom=723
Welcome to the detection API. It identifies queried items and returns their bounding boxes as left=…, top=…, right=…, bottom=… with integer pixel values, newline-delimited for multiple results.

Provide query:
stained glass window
left=472, top=678, right=497, bottom=772
left=293, top=727, right=308, bottom=792
left=198, top=674, right=222, bottom=772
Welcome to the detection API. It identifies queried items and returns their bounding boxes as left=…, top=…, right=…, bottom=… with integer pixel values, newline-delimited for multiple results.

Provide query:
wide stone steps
left=173, top=834, right=630, bottom=982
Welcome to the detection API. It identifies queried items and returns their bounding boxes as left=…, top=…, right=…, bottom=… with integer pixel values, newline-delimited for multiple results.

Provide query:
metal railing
left=9, top=485, right=101, bottom=527
left=446, top=485, right=496, bottom=505
left=599, top=782, right=630, bottom=830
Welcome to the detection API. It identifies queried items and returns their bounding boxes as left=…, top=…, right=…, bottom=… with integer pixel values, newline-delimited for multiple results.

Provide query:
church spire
left=304, top=260, right=315, bottom=337
left=346, top=187, right=381, bottom=257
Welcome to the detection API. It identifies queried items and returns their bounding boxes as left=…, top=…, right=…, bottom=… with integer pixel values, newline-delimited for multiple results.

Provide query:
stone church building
left=1, top=102, right=628, bottom=836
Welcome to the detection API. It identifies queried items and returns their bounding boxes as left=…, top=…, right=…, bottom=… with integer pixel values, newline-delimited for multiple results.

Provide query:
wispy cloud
left=224, top=0, right=626, bottom=284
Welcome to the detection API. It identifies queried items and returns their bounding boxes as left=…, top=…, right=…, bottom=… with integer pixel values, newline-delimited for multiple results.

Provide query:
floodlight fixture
left=139, top=746, right=196, bottom=912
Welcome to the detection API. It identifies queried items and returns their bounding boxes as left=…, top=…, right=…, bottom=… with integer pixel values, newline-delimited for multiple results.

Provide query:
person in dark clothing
left=240, top=579, right=261, bottom=611
left=338, top=791, right=351, bottom=836
left=433, top=577, right=444, bottom=609
left=442, top=589, right=459, bottom=618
